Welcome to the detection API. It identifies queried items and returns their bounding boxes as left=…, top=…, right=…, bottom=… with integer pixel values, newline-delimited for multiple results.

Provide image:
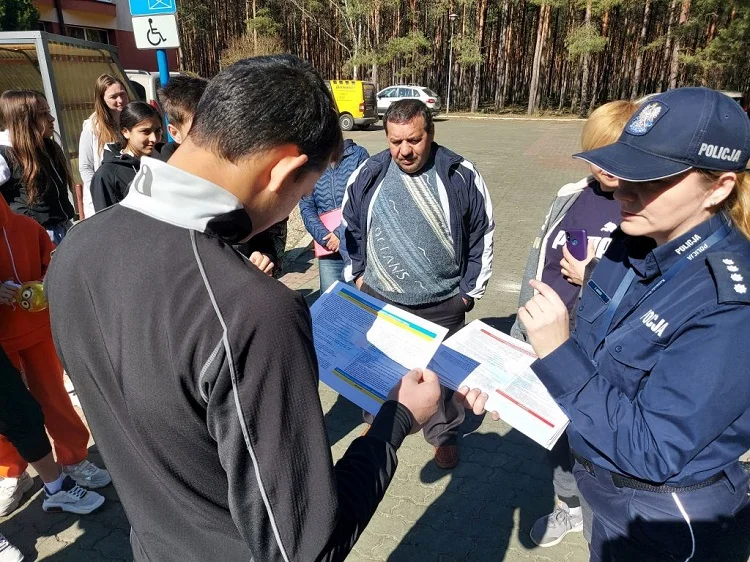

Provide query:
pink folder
left=313, top=208, right=343, bottom=258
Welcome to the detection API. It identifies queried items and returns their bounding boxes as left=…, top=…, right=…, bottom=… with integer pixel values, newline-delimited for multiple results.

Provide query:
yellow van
left=326, top=80, right=379, bottom=131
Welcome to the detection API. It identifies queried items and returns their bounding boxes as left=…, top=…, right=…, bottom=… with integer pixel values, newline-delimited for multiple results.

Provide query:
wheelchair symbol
left=146, top=18, right=166, bottom=46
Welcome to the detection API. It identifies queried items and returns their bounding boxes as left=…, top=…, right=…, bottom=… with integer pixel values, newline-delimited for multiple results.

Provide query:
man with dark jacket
left=45, top=55, right=441, bottom=562
left=342, top=99, right=495, bottom=469
left=155, top=75, right=286, bottom=276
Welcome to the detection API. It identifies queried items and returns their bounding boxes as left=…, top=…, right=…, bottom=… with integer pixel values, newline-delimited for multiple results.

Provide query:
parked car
left=326, top=79, right=379, bottom=131
left=125, top=69, right=187, bottom=111
left=376, top=85, right=441, bottom=117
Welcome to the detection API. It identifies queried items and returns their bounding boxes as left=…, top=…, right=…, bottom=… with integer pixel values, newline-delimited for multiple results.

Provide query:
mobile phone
left=566, top=229, right=588, bottom=261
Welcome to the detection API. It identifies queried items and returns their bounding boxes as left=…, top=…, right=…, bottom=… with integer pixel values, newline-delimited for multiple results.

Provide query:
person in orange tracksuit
left=0, top=194, right=110, bottom=517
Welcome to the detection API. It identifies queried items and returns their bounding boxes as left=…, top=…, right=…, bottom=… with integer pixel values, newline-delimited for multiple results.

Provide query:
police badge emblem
left=626, top=102, right=667, bottom=135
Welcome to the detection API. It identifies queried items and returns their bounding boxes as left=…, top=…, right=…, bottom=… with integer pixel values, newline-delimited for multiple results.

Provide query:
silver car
left=376, top=85, right=441, bottom=117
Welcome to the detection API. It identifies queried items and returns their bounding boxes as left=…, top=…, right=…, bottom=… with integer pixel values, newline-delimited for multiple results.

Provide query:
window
left=66, top=26, right=110, bottom=45
left=380, top=88, right=396, bottom=98
left=422, top=88, right=438, bottom=97
left=397, top=87, right=411, bottom=97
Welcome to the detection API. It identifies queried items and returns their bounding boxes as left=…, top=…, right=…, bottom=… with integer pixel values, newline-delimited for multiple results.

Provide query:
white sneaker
left=42, top=476, right=104, bottom=514
left=0, top=534, right=23, bottom=562
left=62, top=460, right=111, bottom=489
left=0, top=473, right=34, bottom=516
left=529, top=500, right=584, bottom=547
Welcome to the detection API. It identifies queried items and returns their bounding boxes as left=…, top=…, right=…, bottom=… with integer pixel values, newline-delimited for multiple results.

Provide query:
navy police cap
left=574, top=87, right=750, bottom=182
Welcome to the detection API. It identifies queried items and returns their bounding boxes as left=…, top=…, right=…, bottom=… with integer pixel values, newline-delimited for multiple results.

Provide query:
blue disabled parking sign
left=128, top=0, right=176, bottom=17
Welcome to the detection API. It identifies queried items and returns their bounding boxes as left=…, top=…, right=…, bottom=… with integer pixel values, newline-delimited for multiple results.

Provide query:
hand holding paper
left=388, top=368, right=441, bottom=433
left=310, top=284, right=569, bottom=450
left=427, top=320, right=569, bottom=449
left=455, top=386, right=500, bottom=421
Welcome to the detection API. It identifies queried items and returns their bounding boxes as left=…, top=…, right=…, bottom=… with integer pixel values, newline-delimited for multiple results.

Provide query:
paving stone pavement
left=2, top=117, right=607, bottom=561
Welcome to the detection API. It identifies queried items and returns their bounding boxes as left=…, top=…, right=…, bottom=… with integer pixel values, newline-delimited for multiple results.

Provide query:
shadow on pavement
left=600, top=507, right=750, bottom=561
left=324, top=394, right=365, bottom=448
left=1, top=447, right=132, bottom=562
left=480, top=314, right=517, bottom=336
left=298, top=288, right=320, bottom=307
left=282, top=251, right=315, bottom=276
left=387, top=426, right=555, bottom=561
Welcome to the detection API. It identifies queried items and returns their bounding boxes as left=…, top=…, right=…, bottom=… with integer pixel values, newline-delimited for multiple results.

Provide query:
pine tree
left=0, top=0, right=39, bottom=31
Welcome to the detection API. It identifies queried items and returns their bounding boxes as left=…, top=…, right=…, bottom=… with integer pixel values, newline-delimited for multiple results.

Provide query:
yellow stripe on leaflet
left=339, top=292, right=436, bottom=342
left=332, top=369, right=385, bottom=404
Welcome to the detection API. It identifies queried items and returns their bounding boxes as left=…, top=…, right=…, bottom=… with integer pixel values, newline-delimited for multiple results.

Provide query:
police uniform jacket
left=532, top=213, right=750, bottom=488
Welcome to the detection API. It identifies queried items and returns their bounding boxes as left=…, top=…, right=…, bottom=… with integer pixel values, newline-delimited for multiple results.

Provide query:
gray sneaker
left=0, top=533, right=23, bottom=562
left=62, top=460, right=111, bottom=489
left=529, top=501, right=584, bottom=547
left=42, top=476, right=104, bottom=514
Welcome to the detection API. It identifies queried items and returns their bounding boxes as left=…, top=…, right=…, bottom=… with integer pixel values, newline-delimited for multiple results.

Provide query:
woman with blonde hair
left=0, top=90, right=75, bottom=243
left=78, top=74, right=129, bottom=218
left=464, top=87, right=750, bottom=560
left=510, top=99, right=638, bottom=548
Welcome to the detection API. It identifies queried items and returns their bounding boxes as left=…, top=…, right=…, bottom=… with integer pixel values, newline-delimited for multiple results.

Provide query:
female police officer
left=460, top=87, right=750, bottom=561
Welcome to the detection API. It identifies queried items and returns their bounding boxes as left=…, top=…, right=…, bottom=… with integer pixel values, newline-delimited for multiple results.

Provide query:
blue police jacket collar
left=631, top=214, right=730, bottom=279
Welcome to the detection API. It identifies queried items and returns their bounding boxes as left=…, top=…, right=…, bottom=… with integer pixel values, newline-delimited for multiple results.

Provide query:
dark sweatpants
left=361, top=285, right=466, bottom=447
left=0, top=346, right=52, bottom=463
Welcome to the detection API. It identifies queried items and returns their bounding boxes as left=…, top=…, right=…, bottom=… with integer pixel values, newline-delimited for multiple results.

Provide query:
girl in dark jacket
left=91, top=102, right=162, bottom=213
left=0, top=90, right=76, bottom=243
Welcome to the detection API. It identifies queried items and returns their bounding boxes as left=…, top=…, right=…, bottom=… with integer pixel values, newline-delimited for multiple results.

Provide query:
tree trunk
left=660, top=0, right=676, bottom=92
left=353, top=18, right=360, bottom=79
left=631, top=0, right=652, bottom=100
left=500, top=0, right=515, bottom=110
left=578, top=0, right=592, bottom=118
left=494, top=0, right=509, bottom=111
left=371, top=7, right=379, bottom=87
left=670, top=0, right=690, bottom=89
left=528, top=3, right=551, bottom=114
left=470, top=0, right=489, bottom=112
left=252, top=0, right=257, bottom=51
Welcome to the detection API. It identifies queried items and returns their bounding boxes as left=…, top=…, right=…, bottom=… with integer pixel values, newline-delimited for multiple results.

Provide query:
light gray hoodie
left=510, top=176, right=593, bottom=342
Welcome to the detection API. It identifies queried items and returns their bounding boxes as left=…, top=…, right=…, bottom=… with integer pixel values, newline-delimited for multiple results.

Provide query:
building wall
left=35, top=0, right=179, bottom=72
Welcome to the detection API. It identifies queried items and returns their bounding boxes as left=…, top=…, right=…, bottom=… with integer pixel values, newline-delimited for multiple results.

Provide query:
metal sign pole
left=157, top=49, right=169, bottom=88
left=156, top=49, right=171, bottom=140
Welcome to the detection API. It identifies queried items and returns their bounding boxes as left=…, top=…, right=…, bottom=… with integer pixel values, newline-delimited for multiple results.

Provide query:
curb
left=450, top=115, right=583, bottom=122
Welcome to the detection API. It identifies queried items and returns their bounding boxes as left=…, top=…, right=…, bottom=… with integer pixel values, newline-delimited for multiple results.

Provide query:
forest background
left=3, top=0, right=750, bottom=115
left=182, top=0, right=750, bottom=115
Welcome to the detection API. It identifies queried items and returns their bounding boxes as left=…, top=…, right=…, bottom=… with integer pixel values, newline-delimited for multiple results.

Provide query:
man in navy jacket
left=342, top=99, right=494, bottom=468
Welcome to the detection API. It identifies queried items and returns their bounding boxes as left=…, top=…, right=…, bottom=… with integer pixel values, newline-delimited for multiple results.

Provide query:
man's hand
left=560, top=239, right=595, bottom=286
left=0, top=282, right=19, bottom=306
left=249, top=252, right=275, bottom=276
left=518, top=279, right=569, bottom=359
left=455, top=386, right=500, bottom=421
left=323, top=232, right=340, bottom=252
left=355, top=277, right=364, bottom=289
left=387, top=368, right=441, bottom=433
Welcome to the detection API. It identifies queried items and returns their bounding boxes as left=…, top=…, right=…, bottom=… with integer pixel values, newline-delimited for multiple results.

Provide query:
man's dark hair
left=157, top=76, right=208, bottom=127
left=384, top=99, right=434, bottom=135
left=190, top=55, right=343, bottom=171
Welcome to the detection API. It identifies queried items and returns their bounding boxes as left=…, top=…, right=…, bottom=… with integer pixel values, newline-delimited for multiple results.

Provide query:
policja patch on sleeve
left=707, top=253, right=750, bottom=303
